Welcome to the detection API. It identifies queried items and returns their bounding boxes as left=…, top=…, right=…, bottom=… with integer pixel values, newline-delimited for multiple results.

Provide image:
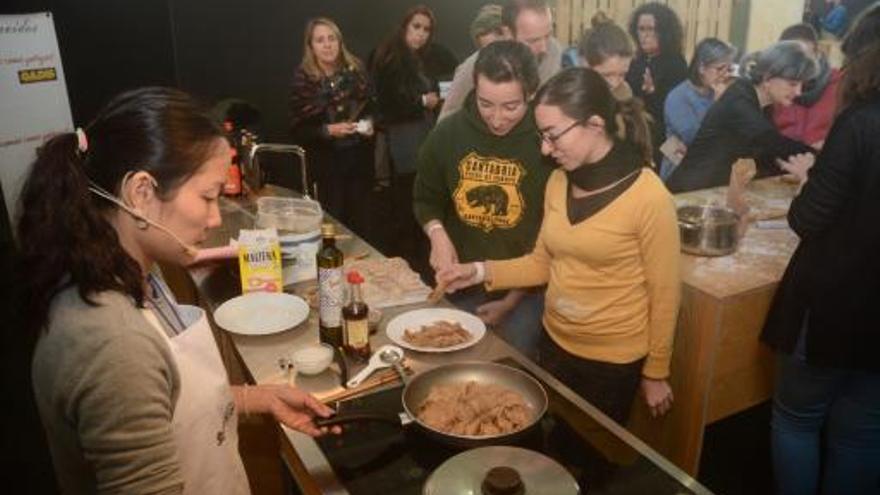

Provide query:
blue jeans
left=447, top=287, right=544, bottom=361
left=771, top=329, right=880, bottom=495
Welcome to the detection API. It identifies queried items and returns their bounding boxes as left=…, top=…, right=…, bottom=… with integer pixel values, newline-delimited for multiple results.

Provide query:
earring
left=136, top=218, right=149, bottom=230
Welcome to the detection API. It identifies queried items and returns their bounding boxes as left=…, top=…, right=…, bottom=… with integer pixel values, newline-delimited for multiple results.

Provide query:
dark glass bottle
left=343, top=270, right=370, bottom=361
left=222, top=121, right=242, bottom=197
left=317, top=223, right=344, bottom=348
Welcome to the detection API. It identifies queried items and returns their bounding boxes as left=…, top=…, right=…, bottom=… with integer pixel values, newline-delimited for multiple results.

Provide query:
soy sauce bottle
left=343, top=270, right=370, bottom=361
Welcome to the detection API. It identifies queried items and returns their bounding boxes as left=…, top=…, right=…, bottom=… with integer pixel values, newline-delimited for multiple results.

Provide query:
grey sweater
left=32, top=287, right=184, bottom=494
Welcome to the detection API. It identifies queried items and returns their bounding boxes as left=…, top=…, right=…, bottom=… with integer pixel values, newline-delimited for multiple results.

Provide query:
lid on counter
left=422, top=446, right=579, bottom=495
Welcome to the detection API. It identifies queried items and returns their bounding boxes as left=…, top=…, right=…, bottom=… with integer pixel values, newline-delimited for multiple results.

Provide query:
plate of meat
left=386, top=308, right=486, bottom=353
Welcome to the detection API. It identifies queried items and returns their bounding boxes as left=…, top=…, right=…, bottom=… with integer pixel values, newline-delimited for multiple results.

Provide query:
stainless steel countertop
left=190, top=186, right=713, bottom=495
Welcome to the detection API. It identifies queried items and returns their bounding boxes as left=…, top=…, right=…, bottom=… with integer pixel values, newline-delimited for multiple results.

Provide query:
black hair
left=577, top=12, right=634, bottom=67
left=473, top=39, right=540, bottom=97
left=16, top=87, right=223, bottom=337
left=780, top=23, right=820, bottom=45
left=373, top=5, right=436, bottom=71
left=628, top=2, right=684, bottom=56
left=535, top=67, right=653, bottom=162
left=687, top=38, right=737, bottom=86
left=839, top=1, right=880, bottom=109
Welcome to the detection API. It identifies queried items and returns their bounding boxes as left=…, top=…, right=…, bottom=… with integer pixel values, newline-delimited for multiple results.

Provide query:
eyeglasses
left=537, top=120, right=582, bottom=145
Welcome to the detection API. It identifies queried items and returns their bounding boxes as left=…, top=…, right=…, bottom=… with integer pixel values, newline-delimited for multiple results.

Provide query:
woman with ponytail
left=438, top=68, right=680, bottom=425
left=577, top=11, right=635, bottom=101
left=19, top=87, right=335, bottom=494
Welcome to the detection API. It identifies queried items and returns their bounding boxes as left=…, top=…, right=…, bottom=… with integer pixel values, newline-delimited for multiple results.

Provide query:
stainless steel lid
left=423, top=446, right=580, bottom=495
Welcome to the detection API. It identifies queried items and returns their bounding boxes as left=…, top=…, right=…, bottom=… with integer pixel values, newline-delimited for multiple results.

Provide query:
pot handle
left=314, top=412, right=403, bottom=428
left=678, top=219, right=701, bottom=230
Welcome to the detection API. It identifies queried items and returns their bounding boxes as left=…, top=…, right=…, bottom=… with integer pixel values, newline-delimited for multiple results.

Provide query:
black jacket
left=761, top=98, right=880, bottom=371
left=626, top=51, right=687, bottom=163
left=373, top=43, right=457, bottom=125
left=666, top=79, right=814, bottom=193
left=627, top=51, right=688, bottom=128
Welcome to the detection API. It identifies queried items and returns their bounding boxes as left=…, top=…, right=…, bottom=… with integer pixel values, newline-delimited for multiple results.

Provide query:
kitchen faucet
left=244, top=142, right=312, bottom=198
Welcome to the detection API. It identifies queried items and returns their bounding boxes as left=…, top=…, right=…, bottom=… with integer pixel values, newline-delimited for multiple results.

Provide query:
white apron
left=143, top=280, right=251, bottom=495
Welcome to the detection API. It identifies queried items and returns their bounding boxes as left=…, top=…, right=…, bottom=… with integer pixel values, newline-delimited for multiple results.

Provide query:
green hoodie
left=413, top=92, right=553, bottom=263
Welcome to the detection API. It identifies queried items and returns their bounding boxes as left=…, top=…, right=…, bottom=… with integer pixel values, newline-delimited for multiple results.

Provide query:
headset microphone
left=88, top=183, right=199, bottom=259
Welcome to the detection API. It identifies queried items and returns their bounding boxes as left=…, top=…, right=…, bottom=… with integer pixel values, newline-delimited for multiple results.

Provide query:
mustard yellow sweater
left=487, top=169, right=681, bottom=379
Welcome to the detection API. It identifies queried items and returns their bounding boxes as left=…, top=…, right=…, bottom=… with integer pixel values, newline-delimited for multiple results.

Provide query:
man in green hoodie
left=414, top=40, right=552, bottom=358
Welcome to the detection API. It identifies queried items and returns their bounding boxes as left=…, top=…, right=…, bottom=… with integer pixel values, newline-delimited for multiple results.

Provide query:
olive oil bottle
left=317, top=223, right=344, bottom=347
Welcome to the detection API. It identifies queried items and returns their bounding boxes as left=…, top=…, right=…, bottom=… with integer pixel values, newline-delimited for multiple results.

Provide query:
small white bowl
left=292, top=343, right=334, bottom=375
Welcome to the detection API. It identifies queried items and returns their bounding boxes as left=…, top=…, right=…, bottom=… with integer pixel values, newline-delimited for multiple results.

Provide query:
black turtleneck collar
left=565, top=141, right=646, bottom=224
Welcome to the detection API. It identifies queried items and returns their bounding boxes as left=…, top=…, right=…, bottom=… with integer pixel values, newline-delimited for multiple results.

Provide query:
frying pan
left=315, top=361, right=548, bottom=449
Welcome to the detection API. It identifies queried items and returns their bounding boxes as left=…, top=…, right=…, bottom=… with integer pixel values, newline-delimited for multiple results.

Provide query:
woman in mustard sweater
left=439, top=68, right=680, bottom=423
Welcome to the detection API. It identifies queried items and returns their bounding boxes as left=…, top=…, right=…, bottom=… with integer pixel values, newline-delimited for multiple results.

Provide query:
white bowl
left=292, top=343, right=334, bottom=375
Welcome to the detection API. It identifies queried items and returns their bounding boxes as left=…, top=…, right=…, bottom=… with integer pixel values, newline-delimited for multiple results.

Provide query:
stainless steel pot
left=677, top=204, right=739, bottom=256
left=315, top=361, right=548, bottom=449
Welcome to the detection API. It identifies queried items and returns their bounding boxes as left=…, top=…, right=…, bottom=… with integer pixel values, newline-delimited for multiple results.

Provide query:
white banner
left=0, top=12, right=73, bottom=224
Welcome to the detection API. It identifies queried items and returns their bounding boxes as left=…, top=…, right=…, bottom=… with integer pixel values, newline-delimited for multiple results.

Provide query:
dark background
left=2, top=0, right=495, bottom=141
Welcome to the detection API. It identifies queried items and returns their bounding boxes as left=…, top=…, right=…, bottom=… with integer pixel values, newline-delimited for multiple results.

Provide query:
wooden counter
left=628, top=177, right=800, bottom=475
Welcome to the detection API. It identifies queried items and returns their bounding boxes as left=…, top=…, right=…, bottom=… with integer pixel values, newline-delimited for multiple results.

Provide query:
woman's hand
left=423, top=92, right=440, bottom=110
left=476, top=290, right=522, bottom=327
left=711, top=79, right=732, bottom=101
left=673, top=141, right=687, bottom=162
left=642, top=67, right=655, bottom=94
left=776, top=152, right=815, bottom=186
left=326, top=122, right=358, bottom=138
left=641, top=378, right=674, bottom=418
left=476, top=299, right=514, bottom=326
left=236, top=384, right=339, bottom=436
left=436, top=262, right=481, bottom=293
left=428, top=225, right=459, bottom=273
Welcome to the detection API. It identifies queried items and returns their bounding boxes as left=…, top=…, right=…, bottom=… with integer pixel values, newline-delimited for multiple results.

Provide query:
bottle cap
left=347, top=270, right=364, bottom=284
left=321, top=223, right=336, bottom=237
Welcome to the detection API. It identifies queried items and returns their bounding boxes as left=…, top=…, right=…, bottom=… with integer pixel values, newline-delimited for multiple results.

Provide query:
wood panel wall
left=554, top=0, right=734, bottom=58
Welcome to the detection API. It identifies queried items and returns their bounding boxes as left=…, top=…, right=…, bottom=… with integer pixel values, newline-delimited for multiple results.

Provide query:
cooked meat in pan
left=416, top=381, right=532, bottom=436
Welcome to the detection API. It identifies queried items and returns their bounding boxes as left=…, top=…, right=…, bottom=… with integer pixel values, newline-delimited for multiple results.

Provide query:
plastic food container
left=256, top=197, right=323, bottom=234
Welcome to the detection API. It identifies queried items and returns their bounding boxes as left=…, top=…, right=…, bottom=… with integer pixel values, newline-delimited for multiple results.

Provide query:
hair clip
left=75, top=127, right=88, bottom=154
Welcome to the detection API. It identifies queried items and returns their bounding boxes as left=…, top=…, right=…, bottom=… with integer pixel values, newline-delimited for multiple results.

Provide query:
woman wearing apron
left=20, top=87, right=335, bottom=494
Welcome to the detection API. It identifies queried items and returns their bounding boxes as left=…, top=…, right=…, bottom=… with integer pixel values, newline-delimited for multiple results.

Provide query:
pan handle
left=314, top=412, right=405, bottom=428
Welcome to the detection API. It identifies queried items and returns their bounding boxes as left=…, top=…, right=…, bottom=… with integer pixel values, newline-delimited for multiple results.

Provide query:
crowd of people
left=282, top=2, right=880, bottom=492
left=16, top=0, right=880, bottom=493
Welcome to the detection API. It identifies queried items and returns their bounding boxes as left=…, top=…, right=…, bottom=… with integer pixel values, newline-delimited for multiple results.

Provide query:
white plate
left=214, top=292, right=309, bottom=335
left=385, top=308, right=486, bottom=353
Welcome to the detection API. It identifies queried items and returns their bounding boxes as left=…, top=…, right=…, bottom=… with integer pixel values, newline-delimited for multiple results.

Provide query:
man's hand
left=428, top=224, right=459, bottom=273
